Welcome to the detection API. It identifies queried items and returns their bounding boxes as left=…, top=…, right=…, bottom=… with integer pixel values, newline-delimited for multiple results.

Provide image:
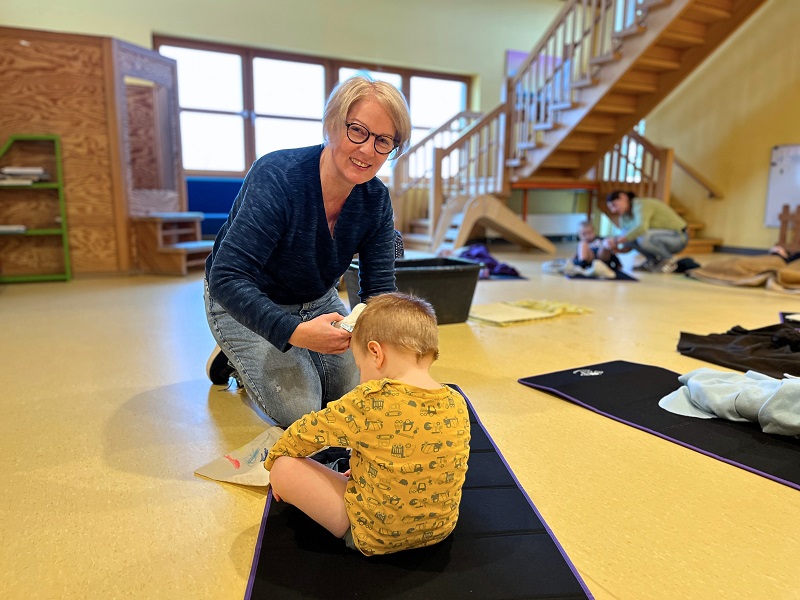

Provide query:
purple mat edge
left=518, top=379, right=800, bottom=493
left=453, top=386, right=594, bottom=599
left=244, top=387, right=595, bottom=600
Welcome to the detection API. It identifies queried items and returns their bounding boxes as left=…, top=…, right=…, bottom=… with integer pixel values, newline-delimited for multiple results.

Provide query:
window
left=158, top=45, right=246, bottom=172
left=154, top=35, right=471, bottom=178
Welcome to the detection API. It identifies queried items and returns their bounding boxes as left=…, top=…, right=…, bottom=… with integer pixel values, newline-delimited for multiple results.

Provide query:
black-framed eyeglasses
left=345, top=122, right=398, bottom=155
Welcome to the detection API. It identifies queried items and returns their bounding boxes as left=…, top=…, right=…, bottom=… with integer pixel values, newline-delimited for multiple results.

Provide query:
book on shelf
left=0, top=166, right=50, bottom=183
left=1, top=166, right=46, bottom=176
left=0, top=176, right=35, bottom=186
left=0, top=224, right=27, bottom=234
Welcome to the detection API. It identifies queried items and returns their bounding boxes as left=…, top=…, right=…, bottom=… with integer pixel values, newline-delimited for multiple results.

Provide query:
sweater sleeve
left=207, top=161, right=303, bottom=351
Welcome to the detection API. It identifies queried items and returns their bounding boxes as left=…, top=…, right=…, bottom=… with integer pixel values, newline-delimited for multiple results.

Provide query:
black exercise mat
left=245, top=386, right=593, bottom=600
left=519, top=360, right=800, bottom=492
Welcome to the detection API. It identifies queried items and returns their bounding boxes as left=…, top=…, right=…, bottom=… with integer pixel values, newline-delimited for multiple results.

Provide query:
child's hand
left=271, top=487, right=282, bottom=502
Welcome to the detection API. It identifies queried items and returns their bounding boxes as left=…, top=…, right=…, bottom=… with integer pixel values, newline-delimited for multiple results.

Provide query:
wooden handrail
left=626, top=130, right=723, bottom=200
left=505, top=0, right=646, bottom=171
left=427, top=105, right=507, bottom=239
left=391, top=110, right=482, bottom=198
left=673, top=155, right=724, bottom=199
left=595, top=129, right=671, bottom=216
left=390, top=110, right=482, bottom=232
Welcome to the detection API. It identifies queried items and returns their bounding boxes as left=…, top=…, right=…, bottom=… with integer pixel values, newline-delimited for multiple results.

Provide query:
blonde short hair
left=352, top=292, right=439, bottom=361
left=323, top=75, right=412, bottom=157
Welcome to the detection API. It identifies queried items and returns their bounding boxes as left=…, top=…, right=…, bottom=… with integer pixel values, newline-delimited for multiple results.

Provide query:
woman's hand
left=288, top=312, right=352, bottom=354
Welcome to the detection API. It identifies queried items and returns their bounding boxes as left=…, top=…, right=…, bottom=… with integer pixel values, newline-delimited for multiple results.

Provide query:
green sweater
left=618, top=197, right=687, bottom=242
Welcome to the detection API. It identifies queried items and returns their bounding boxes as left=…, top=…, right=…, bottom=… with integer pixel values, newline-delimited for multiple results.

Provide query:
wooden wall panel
left=115, top=41, right=185, bottom=219
left=0, top=236, right=64, bottom=276
left=0, top=28, right=120, bottom=274
left=0, top=190, right=61, bottom=229
left=0, top=26, right=184, bottom=275
left=126, top=85, right=161, bottom=190
left=67, top=225, right=120, bottom=272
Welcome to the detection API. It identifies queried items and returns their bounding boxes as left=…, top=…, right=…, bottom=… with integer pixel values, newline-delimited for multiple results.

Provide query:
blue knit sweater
left=206, top=144, right=396, bottom=351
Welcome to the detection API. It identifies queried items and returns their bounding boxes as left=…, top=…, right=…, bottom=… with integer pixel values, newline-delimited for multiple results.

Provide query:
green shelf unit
left=0, top=134, right=71, bottom=282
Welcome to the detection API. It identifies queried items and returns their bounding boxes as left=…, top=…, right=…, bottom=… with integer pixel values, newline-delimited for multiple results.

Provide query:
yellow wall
left=646, top=0, right=800, bottom=249
left=0, top=0, right=562, bottom=110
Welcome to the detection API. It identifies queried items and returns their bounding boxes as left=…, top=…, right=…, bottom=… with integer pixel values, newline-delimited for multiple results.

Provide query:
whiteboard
left=765, top=144, right=800, bottom=227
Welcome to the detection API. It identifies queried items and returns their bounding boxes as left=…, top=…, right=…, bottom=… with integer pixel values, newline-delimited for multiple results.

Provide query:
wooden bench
left=778, top=204, right=800, bottom=254
left=132, top=212, right=214, bottom=276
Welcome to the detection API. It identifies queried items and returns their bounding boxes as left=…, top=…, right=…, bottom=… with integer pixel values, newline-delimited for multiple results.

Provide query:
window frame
left=153, top=34, right=472, bottom=178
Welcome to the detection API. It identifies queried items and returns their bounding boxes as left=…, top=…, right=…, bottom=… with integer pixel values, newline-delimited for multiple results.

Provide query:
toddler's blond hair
left=352, top=292, right=439, bottom=361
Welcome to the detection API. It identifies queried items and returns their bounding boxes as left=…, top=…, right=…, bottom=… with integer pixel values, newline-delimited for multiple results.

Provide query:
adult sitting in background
left=204, top=75, right=411, bottom=426
left=604, top=190, right=689, bottom=273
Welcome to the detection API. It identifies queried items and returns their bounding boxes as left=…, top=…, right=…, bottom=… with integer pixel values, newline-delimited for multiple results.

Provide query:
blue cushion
left=186, top=177, right=243, bottom=237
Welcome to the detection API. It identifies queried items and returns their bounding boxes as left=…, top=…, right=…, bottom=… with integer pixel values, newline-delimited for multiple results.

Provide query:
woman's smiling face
left=327, top=98, right=395, bottom=186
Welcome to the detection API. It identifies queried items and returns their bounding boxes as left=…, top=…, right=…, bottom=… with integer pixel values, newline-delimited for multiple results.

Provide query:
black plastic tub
left=344, top=257, right=481, bottom=325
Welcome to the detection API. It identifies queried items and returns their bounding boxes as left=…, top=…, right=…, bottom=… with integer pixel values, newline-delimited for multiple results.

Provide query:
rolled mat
left=245, top=385, right=593, bottom=600
left=519, top=360, right=800, bottom=492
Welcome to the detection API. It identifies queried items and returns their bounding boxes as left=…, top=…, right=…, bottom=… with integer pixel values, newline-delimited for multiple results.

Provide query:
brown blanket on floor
left=687, top=255, right=800, bottom=293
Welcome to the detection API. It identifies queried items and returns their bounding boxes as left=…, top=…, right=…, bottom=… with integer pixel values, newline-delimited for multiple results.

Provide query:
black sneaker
left=206, top=345, right=235, bottom=385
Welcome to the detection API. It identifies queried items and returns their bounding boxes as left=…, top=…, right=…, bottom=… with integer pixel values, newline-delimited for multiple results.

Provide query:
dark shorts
left=342, top=527, right=357, bottom=551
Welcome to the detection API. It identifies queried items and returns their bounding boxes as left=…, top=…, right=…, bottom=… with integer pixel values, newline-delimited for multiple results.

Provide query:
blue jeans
left=631, top=229, right=688, bottom=262
left=204, top=281, right=359, bottom=426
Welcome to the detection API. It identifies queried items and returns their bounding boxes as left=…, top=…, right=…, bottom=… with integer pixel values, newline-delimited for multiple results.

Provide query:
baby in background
left=264, top=292, right=471, bottom=556
left=574, top=220, right=621, bottom=271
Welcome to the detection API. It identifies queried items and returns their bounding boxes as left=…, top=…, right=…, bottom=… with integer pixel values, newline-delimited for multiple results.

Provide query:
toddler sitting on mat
left=264, top=292, right=471, bottom=556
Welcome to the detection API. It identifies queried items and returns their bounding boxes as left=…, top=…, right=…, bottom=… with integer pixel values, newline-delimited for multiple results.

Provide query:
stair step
left=559, top=133, right=599, bottom=153
left=571, top=76, right=598, bottom=89
left=574, top=115, right=617, bottom=134
left=685, top=1, right=733, bottom=23
left=639, top=0, right=673, bottom=9
left=542, top=152, right=581, bottom=169
left=551, top=101, right=577, bottom=111
left=637, top=45, right=682, bottom=71
left=662, top=18, right=708, bottom=47
left=160, top=240, right=215, bottom=254
left=615, top=24, right=647, bottom=40
left=410, top=219, right=459, bottom=234
left=682, top=237, right=722, bottom=254
left=517, top=141, right=540, bottom=151
left=533, top=121, right=557, bottom=131
left=615, top=70, right=658, bottom=94
left=590, top=51, right=622, bottom=66
left=133, top=211, right=205, bottom=223
left=594, top=93, right=638, bottom=115
left=403, top=232, right=435, bottom=248
left=686, top=220, right=705, bottom=233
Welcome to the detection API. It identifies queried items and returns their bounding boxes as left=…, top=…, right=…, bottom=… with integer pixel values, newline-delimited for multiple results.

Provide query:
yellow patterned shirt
left=264, top=379, right=471, bottom=556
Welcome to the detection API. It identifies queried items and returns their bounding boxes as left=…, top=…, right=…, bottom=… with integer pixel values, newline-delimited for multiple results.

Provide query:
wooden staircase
left=392, top=0, right=769, bottom=253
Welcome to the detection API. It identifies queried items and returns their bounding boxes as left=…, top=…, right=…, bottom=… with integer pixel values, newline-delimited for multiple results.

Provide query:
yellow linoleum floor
left=2, top=245, right=799, bottom=599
